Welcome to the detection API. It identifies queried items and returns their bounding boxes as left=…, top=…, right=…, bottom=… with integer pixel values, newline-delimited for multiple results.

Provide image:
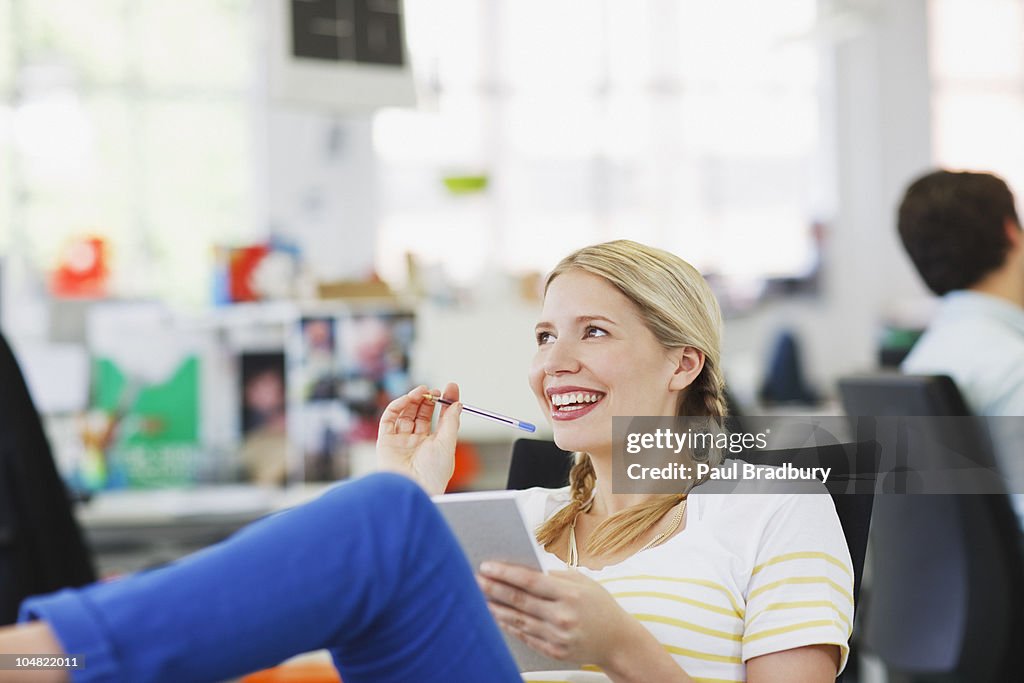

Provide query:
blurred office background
left=0, top=0, right=1021, bottom=677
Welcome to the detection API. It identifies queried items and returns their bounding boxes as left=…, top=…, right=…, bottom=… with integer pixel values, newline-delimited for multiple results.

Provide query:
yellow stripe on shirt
left=748, top=576, right=854, bottom=605
left=751, top=551, right=852, bottom=577
left=743, top=618, right=844, bottom=643
left=601, top=575, right=744, bottom=616
left=663, top=643, right=743, bottom=664
left=632, top=613, right=743, bottom=641
left=610, top=591, right=743, bottom=619
left=748, top=600, right=852, bottom=631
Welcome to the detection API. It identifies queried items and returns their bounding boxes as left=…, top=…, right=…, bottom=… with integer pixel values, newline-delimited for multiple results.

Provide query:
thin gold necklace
left=566, top=498, right=687, bottom=569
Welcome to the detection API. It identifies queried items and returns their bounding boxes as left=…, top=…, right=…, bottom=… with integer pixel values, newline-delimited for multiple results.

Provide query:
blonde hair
left=534, top=240, right=728, bottom=557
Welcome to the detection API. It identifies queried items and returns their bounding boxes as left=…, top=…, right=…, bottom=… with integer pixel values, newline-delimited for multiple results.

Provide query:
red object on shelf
left=50, top=235, right=110, bottom=298
left=228, top=244, right=271, bottom=302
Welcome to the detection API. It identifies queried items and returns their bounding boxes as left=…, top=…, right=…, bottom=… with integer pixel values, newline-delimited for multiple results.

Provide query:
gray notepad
left=433, top=490, right=578, bottom=672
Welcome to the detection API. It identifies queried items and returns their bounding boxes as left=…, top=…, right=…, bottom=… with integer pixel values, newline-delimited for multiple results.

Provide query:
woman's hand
left=477, top=562, right=637, bottom=669
left=478, top=563, right=694, bottom=681
left=376, top=383, right=461, bottom=496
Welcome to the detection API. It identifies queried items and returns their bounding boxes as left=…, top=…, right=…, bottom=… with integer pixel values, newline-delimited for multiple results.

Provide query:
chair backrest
left=839, top=373, right=970, bottom=417
left=507, top=438, right=876, bottom=604
left=838, top=373, right=1024, bottom=683
left=506, top=439, right=574, bottom=491
left=0, top=333, right=95, bottom=625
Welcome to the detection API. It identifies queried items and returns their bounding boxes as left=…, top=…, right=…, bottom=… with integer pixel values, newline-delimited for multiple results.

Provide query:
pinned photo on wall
left=299, top=316, right=337, bottom=400
left=337, top=312, right=414, bottom=441
left=287, top=309, right=414, bottom=482
left=297, top=401, right=352, bottom=482
left=239, top=351, right=288, bottom=486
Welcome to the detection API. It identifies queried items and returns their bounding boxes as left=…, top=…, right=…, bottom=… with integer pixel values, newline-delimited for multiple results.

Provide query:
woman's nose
left=543, top=339, right=581, bottom=375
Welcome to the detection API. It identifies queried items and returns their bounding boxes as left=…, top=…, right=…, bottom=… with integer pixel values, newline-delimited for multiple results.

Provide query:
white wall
left=251, top=2, right=380, bottom=284
left=264, top=111, right=379, bottom=282
left=724, top=0, right=936, bottom=405
left=412, top=297, right=551, bottom=441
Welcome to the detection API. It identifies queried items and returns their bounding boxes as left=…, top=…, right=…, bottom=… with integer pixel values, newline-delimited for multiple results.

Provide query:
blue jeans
left=20, top=473, right=522, bottom=683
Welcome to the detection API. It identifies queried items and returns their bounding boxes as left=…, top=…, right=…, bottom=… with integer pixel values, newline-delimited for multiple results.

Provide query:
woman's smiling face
left=529, top=269, right=695, bottom=456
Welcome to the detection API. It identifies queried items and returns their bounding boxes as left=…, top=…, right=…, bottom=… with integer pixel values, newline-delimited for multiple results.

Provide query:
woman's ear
left=668, top=347, right=705, bottom=391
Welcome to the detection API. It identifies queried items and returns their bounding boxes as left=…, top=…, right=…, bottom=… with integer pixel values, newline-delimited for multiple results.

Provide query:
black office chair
left=838, top=373, right=1024, bottom=683
left=506, top=439, right=574, bottom=492
left=0, top=333, right=96, bottom=625
left=507, top=436, right=876, bottom=683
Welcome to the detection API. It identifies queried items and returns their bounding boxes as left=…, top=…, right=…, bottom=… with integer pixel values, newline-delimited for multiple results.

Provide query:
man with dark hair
left=898, top=169, right=1024, bottom=416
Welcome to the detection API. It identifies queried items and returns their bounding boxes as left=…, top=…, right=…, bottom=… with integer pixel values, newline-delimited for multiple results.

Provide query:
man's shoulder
left=902, top=309, right=1024, bottom=416
left=904, top=299, right=1024, bottom=373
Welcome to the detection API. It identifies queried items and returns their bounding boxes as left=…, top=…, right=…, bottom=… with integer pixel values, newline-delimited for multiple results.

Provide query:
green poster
left=93, top=356, right=201, bottom=488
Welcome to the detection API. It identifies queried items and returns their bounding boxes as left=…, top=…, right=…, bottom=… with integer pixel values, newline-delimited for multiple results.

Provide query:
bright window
left=930, top=0, right=1024, bottom=192
left=0, top=0, right=256, bottom=306
left=375, top=0, right=825, bottom=297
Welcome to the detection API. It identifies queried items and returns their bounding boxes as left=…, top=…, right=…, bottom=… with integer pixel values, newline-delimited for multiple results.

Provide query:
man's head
left=898, top=169, right=1021, bottom=295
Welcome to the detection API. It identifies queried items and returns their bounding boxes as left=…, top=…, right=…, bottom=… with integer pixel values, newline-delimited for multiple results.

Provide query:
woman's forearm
left=0, top=621, right=69, bottom=683
left=601, top=617, right=694, bottom=683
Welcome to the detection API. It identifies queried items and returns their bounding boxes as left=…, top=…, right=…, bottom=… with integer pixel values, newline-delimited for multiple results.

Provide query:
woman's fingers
left=379, top=385, right=430, bottom=436
left=379, top=384, right=463, bottom=437
left=478, top=575, right=544, bottom=618
left=414, top=382, right=461, bottom=435
left=414, top=388, right=440, bottom=433
left=509, top=628, right=568, bottom=661
left=434, top=382, right=462, bottom=443
left=476, top=571, right=563, bottom=629
left=487, top=602, right=572, bottom=662
left=397, top=386, right=431, bottom=434
left=379, top=385, right=422, bottom=433
left=488, top=601, right=551, bottom=641
left=437, top=382, right=460, bottom=417
left=479, top=562, right=564, bottom=600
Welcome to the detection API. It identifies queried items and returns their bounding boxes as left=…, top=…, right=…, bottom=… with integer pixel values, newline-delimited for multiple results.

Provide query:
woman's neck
left=586, top=453, right=661, bottom=516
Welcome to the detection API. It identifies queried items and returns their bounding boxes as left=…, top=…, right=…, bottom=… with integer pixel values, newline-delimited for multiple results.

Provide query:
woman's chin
left=547, top=402, right=614, bottom=455
left=551, top=429, right=606, bottom=456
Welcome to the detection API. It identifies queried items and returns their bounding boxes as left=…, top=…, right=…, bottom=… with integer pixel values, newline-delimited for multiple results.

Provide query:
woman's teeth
left=551, top=392, right=602, bottom=409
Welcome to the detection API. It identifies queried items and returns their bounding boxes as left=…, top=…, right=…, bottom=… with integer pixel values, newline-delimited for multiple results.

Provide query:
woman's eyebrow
left=534, top=315, right=617, bottom=332
left=578, top=315, right=616, bottom=326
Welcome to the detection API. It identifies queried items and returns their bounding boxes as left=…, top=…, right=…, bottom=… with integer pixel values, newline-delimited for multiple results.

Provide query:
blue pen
left=424, top=394, right=537, bottom=433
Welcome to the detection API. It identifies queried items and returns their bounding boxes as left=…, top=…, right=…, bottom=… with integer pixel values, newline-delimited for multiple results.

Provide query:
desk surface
left=77, top=484, right=336, bottom=528
left=75, top=484, right=338, bottom=576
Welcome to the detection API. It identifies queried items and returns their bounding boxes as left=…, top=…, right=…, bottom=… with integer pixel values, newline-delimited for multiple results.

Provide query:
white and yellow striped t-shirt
left=515, top=477, right=854, bottom=683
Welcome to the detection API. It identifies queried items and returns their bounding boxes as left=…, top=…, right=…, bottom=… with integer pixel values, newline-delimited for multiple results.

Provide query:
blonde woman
left=0, top=241, right=851, bottom=683
left=470, top=241, right=851, bottom=682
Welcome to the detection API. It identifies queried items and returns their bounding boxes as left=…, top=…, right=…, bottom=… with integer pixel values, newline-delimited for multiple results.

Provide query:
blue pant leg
left=325, top=473, right=522, bottom=683
left=20, top=473, right=521, bottom=683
